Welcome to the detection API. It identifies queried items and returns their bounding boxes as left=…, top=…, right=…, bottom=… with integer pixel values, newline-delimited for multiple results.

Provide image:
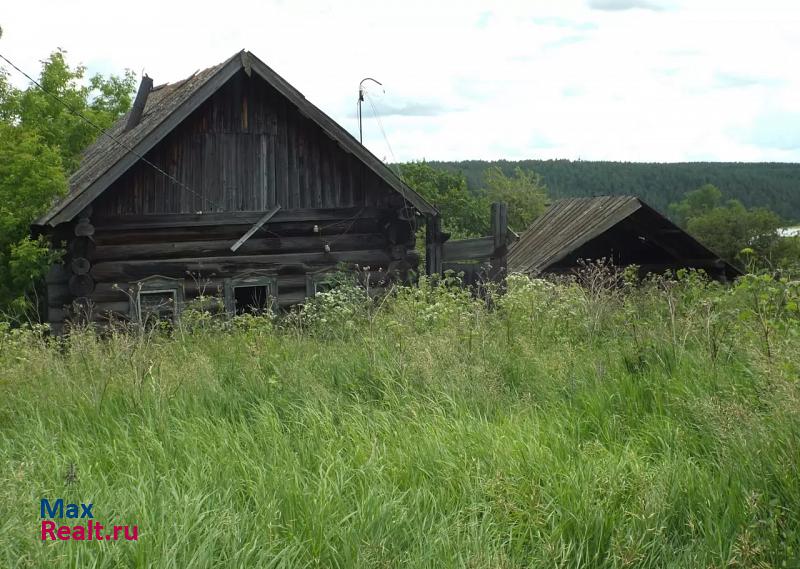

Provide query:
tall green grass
left=1, top=271, right=798, bottom=568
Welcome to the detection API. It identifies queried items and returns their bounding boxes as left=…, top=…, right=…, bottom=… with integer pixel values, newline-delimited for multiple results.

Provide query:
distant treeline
left=422, top=160, right=800, bottom=223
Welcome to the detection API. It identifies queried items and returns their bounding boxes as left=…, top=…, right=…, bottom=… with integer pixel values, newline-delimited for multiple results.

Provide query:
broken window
left=305, top=273, right=337, bottom=298
left=224, top=273, right=277, bottom=315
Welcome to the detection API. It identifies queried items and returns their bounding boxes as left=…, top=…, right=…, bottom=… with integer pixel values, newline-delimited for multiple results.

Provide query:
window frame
left=224, top=272, right=278, bottom=315
left=129, top=276, right=185, bottom=325
left=305, top=272, right=337, bottom=298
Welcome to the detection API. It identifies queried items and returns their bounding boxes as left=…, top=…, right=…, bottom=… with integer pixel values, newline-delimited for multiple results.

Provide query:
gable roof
left=508, top=195, right=741, bottom=277
left=34, top=50, right=436, bottom=227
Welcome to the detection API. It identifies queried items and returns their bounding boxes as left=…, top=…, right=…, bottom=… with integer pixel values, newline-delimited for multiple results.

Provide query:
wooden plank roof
left=34, top=50, right=436, bottom=227
left=507, top=195, right=740, bottom=276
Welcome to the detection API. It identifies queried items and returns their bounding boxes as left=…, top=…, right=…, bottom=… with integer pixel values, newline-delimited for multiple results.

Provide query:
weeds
left=0, top=269, right=798, bottom=568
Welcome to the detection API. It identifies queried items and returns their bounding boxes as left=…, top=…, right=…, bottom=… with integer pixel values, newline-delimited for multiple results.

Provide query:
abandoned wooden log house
left=508, top=196, right=741, bottom=280
left=32, top=50, right=439, bottom=332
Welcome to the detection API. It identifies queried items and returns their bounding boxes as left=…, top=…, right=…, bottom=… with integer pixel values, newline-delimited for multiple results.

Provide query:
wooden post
left=489, top=202, right=508, bottom=282
left=425, top=214, right=443, bottom=276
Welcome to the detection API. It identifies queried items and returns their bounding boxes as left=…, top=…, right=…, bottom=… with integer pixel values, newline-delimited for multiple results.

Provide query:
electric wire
left=364, top=92, right=418, bottom=234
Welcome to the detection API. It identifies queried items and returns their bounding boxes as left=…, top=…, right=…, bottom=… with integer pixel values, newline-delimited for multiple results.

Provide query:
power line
left=364, top=93, right=418, bottom=235
left=0, top=52, right=223, bottom=212
left=365, top=93, right=399, bottom=170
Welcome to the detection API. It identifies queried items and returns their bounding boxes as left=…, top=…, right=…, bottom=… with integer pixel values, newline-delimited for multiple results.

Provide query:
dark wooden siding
left=47, top=208, right=418, bottom=327
left=47, top=70, right=420, bottom=330
left=93, top=70, right=394, bottom=216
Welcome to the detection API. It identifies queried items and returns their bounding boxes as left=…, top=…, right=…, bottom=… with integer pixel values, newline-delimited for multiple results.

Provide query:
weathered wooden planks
left=92, top=233, right=387, bottom=262
left=92, top=208, right=388, bottom=230
left=90, top=249, right=393, bottom=281
left=93, top=72, right=397, bottom=218
left=442, top=237, right=494, bottom=261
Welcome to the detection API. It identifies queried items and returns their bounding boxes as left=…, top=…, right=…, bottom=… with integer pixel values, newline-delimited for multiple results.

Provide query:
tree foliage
left=399, top=162, right=489, bottom=238
left=668, top=183, right=722, bottom=227
left=0, top=49, right=134, bottom=315
left=483, top=166, right=547, bottom=231
left=427, top=159, right=800, bottom=223
left=668, top=184, right=796, bottom=270
left=399, top=162, right=548, bottom=238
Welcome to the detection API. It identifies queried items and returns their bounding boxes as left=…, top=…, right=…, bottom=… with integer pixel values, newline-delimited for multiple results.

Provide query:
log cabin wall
left=46, top=70, right=419, bottom=330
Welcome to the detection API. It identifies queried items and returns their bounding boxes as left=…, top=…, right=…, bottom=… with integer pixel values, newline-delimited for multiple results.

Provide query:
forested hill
left=425, top=160, right=800, bottom=222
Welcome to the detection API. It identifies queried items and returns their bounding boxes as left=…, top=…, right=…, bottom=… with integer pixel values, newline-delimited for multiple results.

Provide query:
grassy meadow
left=1, top=270, right=799, bottom=568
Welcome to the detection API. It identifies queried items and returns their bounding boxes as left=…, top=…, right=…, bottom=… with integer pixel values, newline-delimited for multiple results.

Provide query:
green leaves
left=0, top=124, right=67, bottom=310
left=0, top=47, right=134, bottom=316
left=668, top=184, right=797, bottom=271
left=399, top=162, right=490, bottom=237
left=483, top=166, right=547, bottom=232
left=8, top=50, right=135, bottom=172
left=399, top=162, right=548, bottom=238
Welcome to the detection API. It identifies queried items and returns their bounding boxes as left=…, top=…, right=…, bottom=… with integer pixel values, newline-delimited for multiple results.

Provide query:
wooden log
left=74, top=221, right=95, bottom=237
left=90, top=249, right=393, bottom=282
left=492, top=202, right=508, bottom=250
left=490, top=202, right=509, bottom=282
left=91, top=301, right=131, bottom=315
left=89, top=274, right=313, bottom=302
left=425, top=215, right=443, bottom=275
left=69, top=274, right=95, bottom=297
left=68, top=237, right=96, bottom=259
left=71, top=257, right=91, bottom=275
left=93, top=233, right=388, bottom=262
left=442, top=237, right=494, bottom=261
left=92, top=207, right=385, bottom=231
left=92, top=219, right=383, bottom=246
left=50, top=302, right=132, bottom=324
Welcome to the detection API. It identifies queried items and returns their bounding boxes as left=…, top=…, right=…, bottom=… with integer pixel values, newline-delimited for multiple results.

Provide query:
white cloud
left=1, top=0, right=798, bottom=162
left=587, top=0, right=667, bottom=11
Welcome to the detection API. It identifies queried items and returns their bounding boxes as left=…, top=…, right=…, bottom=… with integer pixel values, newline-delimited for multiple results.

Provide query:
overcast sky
left=2, top=0, right=799, bottom=162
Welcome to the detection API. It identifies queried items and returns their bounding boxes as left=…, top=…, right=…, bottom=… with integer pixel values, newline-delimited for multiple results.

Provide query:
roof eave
left=34, top=49, right=437, bottom=229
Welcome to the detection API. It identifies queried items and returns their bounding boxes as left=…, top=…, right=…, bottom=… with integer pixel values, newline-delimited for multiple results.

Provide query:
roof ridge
left=35, top=50, right=435, bottom=227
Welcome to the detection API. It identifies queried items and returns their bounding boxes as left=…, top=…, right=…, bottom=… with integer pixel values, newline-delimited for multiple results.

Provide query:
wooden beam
left=93, top=233, right=386, bottom=262
left=490, top=202, right=509, bottom=282
left=90, top=249, right=393, bottom=281
left=93, top=207, right=385, bottom=231
left=442, top=237, right=494, bottom=261
left=425, top=215, right=443, bottom=275
left=492, top=202, right=508, bottom=250
left=230, top=205, right=281, bottom=252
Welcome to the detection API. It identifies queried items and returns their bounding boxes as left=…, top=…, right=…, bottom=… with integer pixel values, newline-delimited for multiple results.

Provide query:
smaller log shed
left=32, top=50, right=439, bottom=333
left=508, top=196, right=741, bottom=280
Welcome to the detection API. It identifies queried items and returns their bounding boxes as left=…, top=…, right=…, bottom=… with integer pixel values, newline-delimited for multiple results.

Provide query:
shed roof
left=34, top=50, right=436, bottom=227
left=508, top=195, right=741, bottom=277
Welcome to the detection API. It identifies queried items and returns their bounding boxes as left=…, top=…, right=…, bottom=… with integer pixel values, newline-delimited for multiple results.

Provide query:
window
left=224, top=273, right=277, bottom=315
left=130, top=276, right=184, bottom=326
left=305, top=273, right=337, bottom=298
